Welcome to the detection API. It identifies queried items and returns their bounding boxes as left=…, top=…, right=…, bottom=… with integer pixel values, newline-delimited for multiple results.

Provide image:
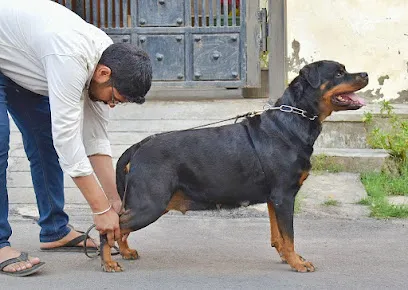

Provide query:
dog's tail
left=116, top=144, right=136, bottom=200
left=116, top=135, right=157, bottom=200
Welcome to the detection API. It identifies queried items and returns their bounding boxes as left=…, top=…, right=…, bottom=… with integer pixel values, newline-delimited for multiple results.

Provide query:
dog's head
left=279, top=60, right=368, bottom=122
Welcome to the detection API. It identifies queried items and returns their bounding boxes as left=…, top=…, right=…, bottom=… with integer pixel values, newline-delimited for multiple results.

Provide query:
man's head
left=89, top=43, right=152, bottom=107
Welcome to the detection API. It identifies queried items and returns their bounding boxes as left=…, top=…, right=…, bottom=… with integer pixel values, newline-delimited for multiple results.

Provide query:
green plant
left=362, top=111, right=373, bottom=123
left=365, top=100, right=408, bottom=174
left=360, top=171, right=408, bottom=218
left=370, top=200, right=408, bottom=218
left=322, top=199, right=340, bottom=206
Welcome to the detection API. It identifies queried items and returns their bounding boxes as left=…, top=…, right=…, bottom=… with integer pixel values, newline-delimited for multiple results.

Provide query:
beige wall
left=277, top=0, right=408, bottom=101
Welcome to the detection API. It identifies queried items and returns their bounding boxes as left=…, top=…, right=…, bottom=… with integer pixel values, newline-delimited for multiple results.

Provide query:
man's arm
left=89, top=154, right=122, bottom=213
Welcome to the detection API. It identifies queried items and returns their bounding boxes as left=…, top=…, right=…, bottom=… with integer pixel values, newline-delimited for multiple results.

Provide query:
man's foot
left=40, top=229, right=97, bottom=250
left=0, top=247, right=41, bottom=274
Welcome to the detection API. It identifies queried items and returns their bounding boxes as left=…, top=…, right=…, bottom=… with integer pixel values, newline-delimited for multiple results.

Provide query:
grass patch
left=311, top=154, right=344, bottom=173
left=360, top=101, right=408, bottom=218
left=357, top=198, right=371, bottom=206
left=322, top=199, right=340, bottom=206
left=294, top=194, right=303, bottom=214
left=370, top=200, right=408, bottom=218
left=360, top=171, right=408, bottom=218
left=361, top=171, right=408, bottom=198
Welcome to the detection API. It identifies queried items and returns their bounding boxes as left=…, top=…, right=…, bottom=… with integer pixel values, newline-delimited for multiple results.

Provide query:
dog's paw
left=283, top=253, right=315, bottom=272
left=101, top=261, right=124, bottom=273
left=280, top=252, right=305, bottom=264
left=121, top=249, right=139, bottom=260
left=290, top=260, right=315, bottom=273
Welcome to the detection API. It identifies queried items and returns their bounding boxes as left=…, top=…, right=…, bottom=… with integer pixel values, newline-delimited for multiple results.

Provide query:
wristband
left=92, top=204, right=112, bottom=215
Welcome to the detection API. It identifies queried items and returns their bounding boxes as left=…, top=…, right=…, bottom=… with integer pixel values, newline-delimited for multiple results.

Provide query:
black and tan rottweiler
left=100, top=60, right=368, bottom=272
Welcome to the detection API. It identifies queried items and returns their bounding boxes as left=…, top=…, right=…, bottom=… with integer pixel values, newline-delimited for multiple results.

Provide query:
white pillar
left=268, top=0, right=287, bottom=103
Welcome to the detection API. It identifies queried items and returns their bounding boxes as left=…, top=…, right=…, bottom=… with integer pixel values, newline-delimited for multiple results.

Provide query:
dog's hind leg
left=273, top=195, right=315, bottom=272
left=100, top=234, right=124, bottom=272
left=117, top=230, right=139, bottom=260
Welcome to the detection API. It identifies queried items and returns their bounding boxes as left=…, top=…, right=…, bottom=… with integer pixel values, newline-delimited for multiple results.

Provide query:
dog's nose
left=360, top=72, right=368, bottom=79
left=356, top=72, right=368, bottom=83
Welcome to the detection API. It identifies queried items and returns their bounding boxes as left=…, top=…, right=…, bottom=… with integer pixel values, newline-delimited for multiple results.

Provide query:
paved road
left=2, top=208, right=408, bottom=290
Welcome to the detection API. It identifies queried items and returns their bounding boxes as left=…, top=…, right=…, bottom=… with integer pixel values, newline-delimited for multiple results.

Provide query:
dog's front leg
left=267, top=202, right=285, bottom=257
left=273, top=197, right=315, bottom=272
left=267, top=202, right=307, bottom=264
left=100, top=234, right=123, bottom=272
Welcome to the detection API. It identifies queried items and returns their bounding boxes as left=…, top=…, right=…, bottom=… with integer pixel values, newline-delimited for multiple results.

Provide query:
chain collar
left=263, top=103, right=318, bottom=121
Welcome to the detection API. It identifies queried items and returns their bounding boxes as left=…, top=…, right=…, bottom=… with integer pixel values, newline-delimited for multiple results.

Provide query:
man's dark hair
left=99, top=43, right=152, bottom=104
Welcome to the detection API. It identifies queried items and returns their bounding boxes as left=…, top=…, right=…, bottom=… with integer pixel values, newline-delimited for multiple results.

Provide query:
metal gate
left=54, top=0, right=260, bottom=88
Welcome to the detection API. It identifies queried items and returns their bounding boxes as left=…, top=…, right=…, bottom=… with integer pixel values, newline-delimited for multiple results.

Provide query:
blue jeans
left=0, top=72, right=71, bottom=249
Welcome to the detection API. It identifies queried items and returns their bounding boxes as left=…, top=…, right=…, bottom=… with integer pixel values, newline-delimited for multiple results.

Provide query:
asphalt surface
left=1, top=208, right=408, bottom=290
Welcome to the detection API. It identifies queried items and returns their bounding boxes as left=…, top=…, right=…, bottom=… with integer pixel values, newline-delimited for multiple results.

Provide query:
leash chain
left=263, top=104, right=318, bottom=121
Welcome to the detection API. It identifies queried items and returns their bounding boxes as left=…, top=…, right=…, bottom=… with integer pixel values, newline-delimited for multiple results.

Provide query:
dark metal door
left=54, top=0, right=260, bottom=88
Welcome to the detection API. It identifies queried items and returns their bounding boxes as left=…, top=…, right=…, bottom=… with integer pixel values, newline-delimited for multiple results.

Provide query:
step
left=312, top=148, right=389, bottom=173
left=315, top=120, right=368, bottom=149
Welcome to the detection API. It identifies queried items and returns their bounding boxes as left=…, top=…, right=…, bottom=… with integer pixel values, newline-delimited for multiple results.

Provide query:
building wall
left=263, top=0, right=408, bottom=101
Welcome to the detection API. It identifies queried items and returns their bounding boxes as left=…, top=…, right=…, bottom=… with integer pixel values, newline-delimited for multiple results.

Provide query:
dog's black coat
left=116, top=60, right=368, bottom=249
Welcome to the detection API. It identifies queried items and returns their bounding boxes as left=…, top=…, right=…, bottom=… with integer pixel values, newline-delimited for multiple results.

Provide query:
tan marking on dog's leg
left=100, top=234, right=123, bottom=272
left=118, top=232, right=139, bottom=260
left=299, top=171, right=310, bottom=186
left=166, top=190, right=191, bottom=214
left=267, top=202, right=284, bottom=258
left=125, top=162, right=131, bottom=173
left=280, top=233, right=315, bottom=273
left=269, top=202, right=308, bottom=265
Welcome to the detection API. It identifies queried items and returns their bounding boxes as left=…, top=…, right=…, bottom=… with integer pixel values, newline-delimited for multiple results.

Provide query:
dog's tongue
left=344, top=92, right=365, bottom=106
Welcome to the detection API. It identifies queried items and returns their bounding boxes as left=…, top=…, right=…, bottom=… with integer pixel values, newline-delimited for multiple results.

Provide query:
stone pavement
left=2, top=210, right=408, bottom=289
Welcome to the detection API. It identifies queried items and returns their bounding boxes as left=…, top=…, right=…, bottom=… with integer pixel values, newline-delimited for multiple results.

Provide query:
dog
left=100, top=60, right=368, bottom=273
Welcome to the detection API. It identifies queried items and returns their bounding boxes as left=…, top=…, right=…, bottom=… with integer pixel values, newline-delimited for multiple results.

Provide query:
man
left=0, top=0, right=152, bottom=276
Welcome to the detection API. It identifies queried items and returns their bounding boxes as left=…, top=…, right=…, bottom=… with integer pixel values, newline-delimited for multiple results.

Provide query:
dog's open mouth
left=331, top=92, right=365, bottom=109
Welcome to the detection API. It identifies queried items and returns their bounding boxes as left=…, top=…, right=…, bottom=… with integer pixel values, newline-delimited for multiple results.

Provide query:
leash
left=82, top=103, right=317, bottom=258
left=83, top=224, right=120, bottom=258
left=173, top=104, right=318, bottom=131
left=263, top=104, right=318, bottom=121
left=188, top=110, right=264, bottom=129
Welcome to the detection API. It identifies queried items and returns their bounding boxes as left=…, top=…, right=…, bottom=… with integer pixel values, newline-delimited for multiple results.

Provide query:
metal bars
left=192, top=0, right=241, bottom=27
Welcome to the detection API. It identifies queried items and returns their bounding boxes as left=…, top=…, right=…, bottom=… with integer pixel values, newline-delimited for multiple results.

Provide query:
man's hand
left=93, top=208, right=121, bottom=247
left=110, top=199, right=123, bottom=215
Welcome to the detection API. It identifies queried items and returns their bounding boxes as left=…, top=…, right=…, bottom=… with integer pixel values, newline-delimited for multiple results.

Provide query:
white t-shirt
left=0, top=0, right=114, bottom=177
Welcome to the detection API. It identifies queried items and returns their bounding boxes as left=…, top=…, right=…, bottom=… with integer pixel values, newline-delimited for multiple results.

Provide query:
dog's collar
left=263, top=103, right=318, bottom=121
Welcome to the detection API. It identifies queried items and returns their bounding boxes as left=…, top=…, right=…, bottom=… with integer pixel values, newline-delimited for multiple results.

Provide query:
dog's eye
left=336, top=71, right=344, bottom=78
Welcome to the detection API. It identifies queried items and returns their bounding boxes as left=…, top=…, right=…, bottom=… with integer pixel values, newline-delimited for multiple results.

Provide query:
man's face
left=88, top=80, right=127, bottom=108
left=89, top=64, right=128, bottom=108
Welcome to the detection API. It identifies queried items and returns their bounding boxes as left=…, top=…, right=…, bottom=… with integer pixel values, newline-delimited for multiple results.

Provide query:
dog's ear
left=300, top=64, right=321, bottom=89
